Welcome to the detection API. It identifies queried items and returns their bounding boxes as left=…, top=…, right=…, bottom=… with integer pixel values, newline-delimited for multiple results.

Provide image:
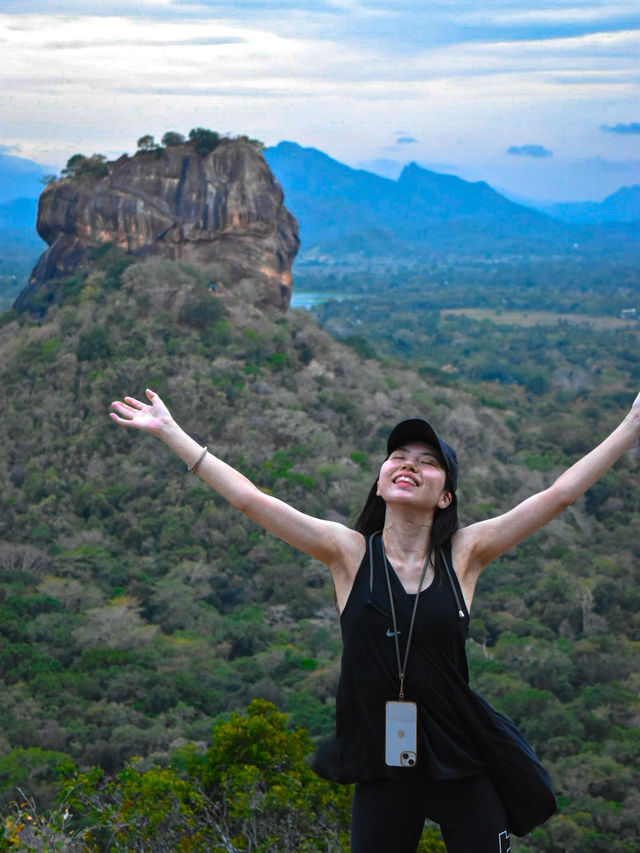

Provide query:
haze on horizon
left=1, top=0, right=638, bottom=203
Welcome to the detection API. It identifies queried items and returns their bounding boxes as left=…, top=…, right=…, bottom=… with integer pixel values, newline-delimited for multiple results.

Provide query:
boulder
left=15, top=139, right=299, bottom=313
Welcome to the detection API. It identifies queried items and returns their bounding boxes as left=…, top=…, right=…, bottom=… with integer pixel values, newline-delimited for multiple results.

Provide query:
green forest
left=0, top=247, right=638, bottom=851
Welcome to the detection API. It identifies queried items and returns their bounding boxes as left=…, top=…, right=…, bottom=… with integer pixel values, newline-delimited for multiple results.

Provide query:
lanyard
left=378, top=533, right=431, bottom=701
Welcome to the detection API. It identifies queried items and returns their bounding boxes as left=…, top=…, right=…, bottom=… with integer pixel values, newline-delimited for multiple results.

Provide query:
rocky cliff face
left=16, top=139, right=299, bottom=312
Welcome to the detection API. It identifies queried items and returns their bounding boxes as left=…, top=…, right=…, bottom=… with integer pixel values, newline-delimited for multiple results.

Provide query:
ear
left=437, top=490, right=453, bottom=509
left=376, top=480, right=381, bottom=497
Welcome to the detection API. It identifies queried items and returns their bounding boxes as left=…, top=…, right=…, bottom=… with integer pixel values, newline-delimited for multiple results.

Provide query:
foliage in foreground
left=1, top=700, right=349, bottom=852
left=0, top=700, right=445, bottom=852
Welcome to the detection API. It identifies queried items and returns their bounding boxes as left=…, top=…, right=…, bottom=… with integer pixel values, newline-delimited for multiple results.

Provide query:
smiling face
left=376, top=441, right=453, bottom=513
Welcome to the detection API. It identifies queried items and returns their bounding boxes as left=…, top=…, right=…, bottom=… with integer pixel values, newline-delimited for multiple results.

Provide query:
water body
left=289, top=291, right=351, bottom=309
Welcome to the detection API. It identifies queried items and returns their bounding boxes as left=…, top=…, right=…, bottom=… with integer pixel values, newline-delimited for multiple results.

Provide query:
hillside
left=0, top=246, right=639, bottom=849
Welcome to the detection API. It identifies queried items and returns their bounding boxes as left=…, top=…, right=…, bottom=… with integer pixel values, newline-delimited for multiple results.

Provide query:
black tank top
left=314, top=534, right=485, bottom=782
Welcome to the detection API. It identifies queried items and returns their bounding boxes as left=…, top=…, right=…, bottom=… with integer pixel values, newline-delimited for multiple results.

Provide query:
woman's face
left=376, top=441, right=452, bottom=511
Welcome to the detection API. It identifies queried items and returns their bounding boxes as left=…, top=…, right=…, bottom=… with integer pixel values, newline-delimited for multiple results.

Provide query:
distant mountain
left=541, top=185, right=640, bottom=225
left=0, top=151, right=52, bottom=204
left=0, top=156, right=51, bottom=301
left=0, top=196, right=38, bottom=229
left=265, top=142, right=636, bottom=262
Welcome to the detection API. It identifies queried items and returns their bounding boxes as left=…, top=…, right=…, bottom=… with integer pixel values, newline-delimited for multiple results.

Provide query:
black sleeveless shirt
left=314, top=534, right=485, bottom=782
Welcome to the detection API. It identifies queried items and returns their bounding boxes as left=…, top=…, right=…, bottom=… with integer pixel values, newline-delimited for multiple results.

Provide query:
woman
left=110, top=388, right=640, bottom=852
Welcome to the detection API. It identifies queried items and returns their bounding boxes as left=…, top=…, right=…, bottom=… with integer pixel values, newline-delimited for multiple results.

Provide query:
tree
left=161, top=131, right=186, bottom=147
left=188, top=128, right=220, bottom=156
left=190, top=699, right=351, bottom=851
left=61, top=154, right=108, bottom=180
left=136, top=134, right=158, bottom=152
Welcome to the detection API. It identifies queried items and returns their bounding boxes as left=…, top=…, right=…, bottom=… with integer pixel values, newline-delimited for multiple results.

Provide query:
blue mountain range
left=264, top=142, right=638, bottom=259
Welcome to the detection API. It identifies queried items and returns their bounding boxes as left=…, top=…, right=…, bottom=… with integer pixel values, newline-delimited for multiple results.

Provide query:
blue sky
left=1, top=1, right=638, bottom=201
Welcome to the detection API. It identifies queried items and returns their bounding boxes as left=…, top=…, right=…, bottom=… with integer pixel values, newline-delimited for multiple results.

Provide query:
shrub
left=61, top=154, right=108, bottom=180
left=76, top=326, right=112, bottom=361
left=178, top=293, right=226, bottom=330
left=188, top=128, right=220, bottom=156
left=161, top=131, right=186, bottom=147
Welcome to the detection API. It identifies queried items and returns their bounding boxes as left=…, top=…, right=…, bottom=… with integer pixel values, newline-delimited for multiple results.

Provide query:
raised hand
left=110, top=389, right=173, bottom=436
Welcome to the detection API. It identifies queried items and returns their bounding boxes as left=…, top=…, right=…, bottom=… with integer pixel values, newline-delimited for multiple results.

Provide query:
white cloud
left=0, top=6, right=637, bottom=199
left=458, top=4, right=636, bottom=27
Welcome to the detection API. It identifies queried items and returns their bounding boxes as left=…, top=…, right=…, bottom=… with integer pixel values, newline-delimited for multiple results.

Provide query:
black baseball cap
left=386, top=418, right=458, bottom=491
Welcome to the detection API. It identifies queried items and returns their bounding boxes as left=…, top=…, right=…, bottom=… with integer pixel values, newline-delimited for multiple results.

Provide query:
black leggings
left=351, top=773, right=510, bottom=853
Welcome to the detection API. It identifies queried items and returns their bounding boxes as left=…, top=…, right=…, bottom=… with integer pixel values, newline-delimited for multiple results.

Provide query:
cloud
left=506, top=144, right=553, bottom=158
left=43, top=35, right=248, bottom=49
left=396, top=135, right=418, bottom=144
left=600, top=122, right=640, bottom=134
left=116, top=85, right=305, bottom=98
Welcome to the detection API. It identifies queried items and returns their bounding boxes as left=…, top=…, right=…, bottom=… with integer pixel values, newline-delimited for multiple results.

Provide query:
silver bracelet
left=187, top=445, right=207, bottom=474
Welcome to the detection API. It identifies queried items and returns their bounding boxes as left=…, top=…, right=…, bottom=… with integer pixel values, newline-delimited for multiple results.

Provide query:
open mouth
left=393, top=474, right=419, bottom=487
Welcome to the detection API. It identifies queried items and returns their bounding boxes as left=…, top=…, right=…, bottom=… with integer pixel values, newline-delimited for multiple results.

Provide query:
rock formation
left=15, top=139, right=299, bottom=313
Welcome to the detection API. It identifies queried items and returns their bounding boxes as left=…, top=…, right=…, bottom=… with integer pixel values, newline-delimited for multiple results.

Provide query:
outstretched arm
left=456, top=391, right=640, bottom=585
left=110, top=390, right=362, bottom=572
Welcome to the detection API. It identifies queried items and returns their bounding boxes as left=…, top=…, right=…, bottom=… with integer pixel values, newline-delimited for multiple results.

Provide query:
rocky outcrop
left=16, top=139, right=299, bottom=312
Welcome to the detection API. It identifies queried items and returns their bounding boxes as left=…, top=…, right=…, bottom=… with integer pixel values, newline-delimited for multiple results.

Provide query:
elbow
left=233, top=486, right=269, bottom=519
left=548, top=482, right=577, bottom=514
left=232, top=492, right=255, bottom=515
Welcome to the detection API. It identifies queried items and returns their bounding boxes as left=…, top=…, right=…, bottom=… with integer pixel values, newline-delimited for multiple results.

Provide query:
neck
left=381, top=506, right=434, bottom=565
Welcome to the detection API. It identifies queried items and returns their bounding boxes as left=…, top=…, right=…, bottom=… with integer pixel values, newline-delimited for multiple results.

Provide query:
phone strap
left=375, top=532, right=430, bottom=700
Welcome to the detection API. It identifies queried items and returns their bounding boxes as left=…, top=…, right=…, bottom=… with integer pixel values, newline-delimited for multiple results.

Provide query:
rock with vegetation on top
left=15, top=137, right=299, bottom=313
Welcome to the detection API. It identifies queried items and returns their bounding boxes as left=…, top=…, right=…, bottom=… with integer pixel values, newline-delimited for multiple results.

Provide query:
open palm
left=110, top=389, right=172, bottom=435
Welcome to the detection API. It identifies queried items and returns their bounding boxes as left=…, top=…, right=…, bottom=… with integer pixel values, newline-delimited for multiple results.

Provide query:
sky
left=1, top=0, right=638, bottom=202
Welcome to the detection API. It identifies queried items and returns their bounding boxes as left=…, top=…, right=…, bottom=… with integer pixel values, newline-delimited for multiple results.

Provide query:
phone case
left=385, top=700, right=417, bottom=767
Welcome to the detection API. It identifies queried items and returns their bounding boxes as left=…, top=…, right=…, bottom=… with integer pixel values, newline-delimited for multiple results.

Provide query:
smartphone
left=385, top=700, right=417, bottom=767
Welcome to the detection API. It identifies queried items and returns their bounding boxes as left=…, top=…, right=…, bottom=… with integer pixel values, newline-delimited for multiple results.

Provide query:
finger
left=146, top=388, right=157, bottom=401
left=111, top=401, right=138, bottom=418
left=109, top=412, right=134, bottom=426
left=123, top=396, right=146, bottom=409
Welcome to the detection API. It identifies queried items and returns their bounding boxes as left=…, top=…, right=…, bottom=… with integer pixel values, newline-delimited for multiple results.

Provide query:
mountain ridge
left=264, top=142, right=634, bottom=262
left=540, top=184, right=640, bottom=224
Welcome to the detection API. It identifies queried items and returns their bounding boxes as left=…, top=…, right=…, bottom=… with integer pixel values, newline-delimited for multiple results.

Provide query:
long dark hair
left=354, top=472, right=459, bottom=575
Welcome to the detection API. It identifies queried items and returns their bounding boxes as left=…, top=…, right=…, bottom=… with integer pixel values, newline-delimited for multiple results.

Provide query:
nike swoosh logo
left=386, top=629, right=401, bottom=637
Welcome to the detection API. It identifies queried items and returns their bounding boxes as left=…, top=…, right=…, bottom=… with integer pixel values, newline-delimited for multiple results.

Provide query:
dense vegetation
left=0, top=250, right=638, bottom=850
